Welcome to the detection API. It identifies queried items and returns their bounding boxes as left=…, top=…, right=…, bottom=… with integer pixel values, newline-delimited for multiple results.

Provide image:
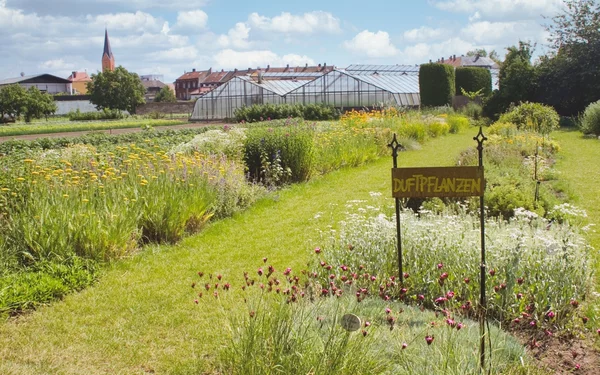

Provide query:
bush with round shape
left=498, top=102, right=560, bottom=135
left=580, top=100, right=600, bottom=135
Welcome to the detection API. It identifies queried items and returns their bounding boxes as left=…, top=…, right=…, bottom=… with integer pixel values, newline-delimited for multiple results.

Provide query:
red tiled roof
left=203, top=71, right=228, bottom=83
left=68, top=71, right=91, bottom=82
left=177, top=70, right=209, bottom=80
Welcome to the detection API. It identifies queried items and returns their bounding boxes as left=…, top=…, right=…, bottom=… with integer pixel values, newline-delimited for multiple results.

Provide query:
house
left=436, top=54, right=500, bottom=89
left=176, top=64, right=335, bottom=100
left=140, top=75, right=167, bottom=102
left=68, top=71, right=92, bottom=94
left=0, top=73, right=72, bottom=94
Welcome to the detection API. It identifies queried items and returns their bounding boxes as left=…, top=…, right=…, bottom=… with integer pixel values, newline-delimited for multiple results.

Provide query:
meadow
left=0, top=106, right=597, bottom=374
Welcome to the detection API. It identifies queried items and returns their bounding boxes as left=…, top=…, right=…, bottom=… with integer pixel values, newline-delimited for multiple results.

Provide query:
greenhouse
left=190, top=65, right=421, bottom=121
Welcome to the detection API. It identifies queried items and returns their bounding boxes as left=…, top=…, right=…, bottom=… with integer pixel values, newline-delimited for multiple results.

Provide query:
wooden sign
left=392, top=166, right=484, bottom=198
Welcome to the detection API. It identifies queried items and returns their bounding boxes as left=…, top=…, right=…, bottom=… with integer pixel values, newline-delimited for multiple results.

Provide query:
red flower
left=546, top=311, right=555, bottom=319
left=321, top=288, right=329, bottom=296
left=217, top=274, right=222, bottom=280
left=437, top=263, right=444, bottom=269
left=446, top=291, right=455, bottom=299
left=440, top=272, right=448, bottom=280
left=402, top=342, right=408, bottom=349
left=435, top=297, right=447, bottom=305
left=263, top=257, right=267, bottom=263
left=489, top=269, right=496, bottom=276
left=464, top=277, right=470, bottom=284
left=570, top=299, right=579, bottom=308
left=418, top=294, right=425, bottom=301
left=370, top=275, right=376, bottom=282
left=194, top=299, right=198, bottom=304
left=516, top=293, right=523, bottom=299
left=385, top=307, right=391, bottom=314
left=446, top=319, right=456, bottom=327
left=329, top=274, right=336, bottom=280
left=517, top=277, right=524, bottom=285
left=364, top=321, right=371, bottom=327
left=403, top=272, right=410, bottom=279
left=314, top=247, right=321, bottom=254
left=257, top=268, right=263, bottom=276
left=249, top=311, right=255, bottom=318
left=197, top=272, right=204, bottom=277
left=362, top=330, right=368, bottom=337
left=223, top=283, right=230, bottom=290
left=425, top=335, right=434, bottom=345
left=456, top=323, right=464, bottom=330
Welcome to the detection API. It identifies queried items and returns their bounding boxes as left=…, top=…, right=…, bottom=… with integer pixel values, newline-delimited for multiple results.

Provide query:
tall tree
left=87, top=66, right=146, bottom=114
left=0, top=84, right=27, bottom=123
left=537, top=0, right=600, bottom=115
left=23, top=87, right=57, bottom=122
left=154, top=86, right=176, bottom=103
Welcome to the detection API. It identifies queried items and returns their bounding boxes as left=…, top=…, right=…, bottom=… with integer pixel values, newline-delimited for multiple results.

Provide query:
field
left=0, top=109, right=598, bottom=374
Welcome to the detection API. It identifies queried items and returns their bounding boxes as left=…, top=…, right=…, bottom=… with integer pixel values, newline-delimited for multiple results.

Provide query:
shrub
left=446, top=115, right=469, bottom=134
left=579, top=100, right=600, bottom=135
left=419, top=64, right=455, bottom=107
left=498, top=102, right=560, bottom=135
left=234, top=103, right=339, bottom=123
left=68, top=108, right=125, bottom=121
left=459, top=102, right=483, bottom=120
left=243, top=125, right=314, bottom=186
left=487, top=122, right=518, bottom=138
left=455, top=67, right=492, bottom=97
left=426, top=122, right=450, bottom=138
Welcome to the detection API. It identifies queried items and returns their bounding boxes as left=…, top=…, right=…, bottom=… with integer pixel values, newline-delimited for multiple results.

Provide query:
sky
left=0, top=0, right=566, bottom=83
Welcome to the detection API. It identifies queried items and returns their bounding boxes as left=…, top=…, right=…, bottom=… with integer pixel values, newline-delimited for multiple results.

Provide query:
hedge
left=419, top=63, right=455, bottom=107
left=455, top=67, right=492, bottom=97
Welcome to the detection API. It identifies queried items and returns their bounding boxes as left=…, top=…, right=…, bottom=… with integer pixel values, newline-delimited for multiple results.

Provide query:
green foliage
left=0, top=84, right=27, bottom=122
left=537, top=0, right=600, bottom=116
left=498, top=102, right=560, bottom=135
left=580, top=99, right=600, bottom=135
left=87, top=66, right=146, bottom=114
left=234, top=103, right=339, bottom=123
left=459, top=102, right=483, bottom=120
left=67, top=108, right=125, bottom=121
left=244, top=125, right=314, bottom=185
left=0, top=85, right=56, bottom=123
left=23, top=87, right=57, bottom=123
left=455, top=67, right=492, bottom=97
left=446, top=115, right=470, bottom=133
left=483, top=42, right=537, bottom=119
left=154, top=86, right=176, bottom=103
left=419, top=63, right=455, bottom=107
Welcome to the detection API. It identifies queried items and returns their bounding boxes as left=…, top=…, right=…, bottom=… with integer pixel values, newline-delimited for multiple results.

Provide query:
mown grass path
left=553, top=129, right=600, bottom=297
left=0, top=131, right=477, bottom=375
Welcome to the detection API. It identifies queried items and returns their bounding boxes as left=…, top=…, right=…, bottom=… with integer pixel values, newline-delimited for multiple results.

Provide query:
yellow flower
left=82, top=199, right=89, bottom=203
left=24, top=159, right=35, bottom=163
left=11, top=192, right=17, bottom=197
left=16, top=177, right=25, bottom=182
left=63, top=194, right=69, bottom=198
left=1, top=188, right=10, bottom=192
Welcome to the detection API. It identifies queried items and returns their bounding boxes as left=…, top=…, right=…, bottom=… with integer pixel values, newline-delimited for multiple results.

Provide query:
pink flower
left=418, top=294, right=425, bottom=301
left=217, top=274, right=222, bottom=280
left=194, top=299, right=198, bottom=304
left=284, top=267, right=292, bottom=275
left=489, top=269, right=496, bottom=276
left=257, top=268, right=263, bottom=276
left=464, top=277, right=470, bottom=284
left=402, top=342, right=408, bottom=349
left=513, top=318, right=520, bottom=324
left=545, top=330, right=553, bottom=336
left=425, top=335, right=434, bottom=345
left=223, top=283, right=230, bottom=290
left=570, top=299, right=579, bottom=308
left=456, top=323, right=464, bottom=331
left=403, top=272, right=410, bottom=279
left=437, top=263, right=444, bottom=269
left=321, top=289, right=329, bottom=296
left=546, top=311, right=555, bottom=319
left=529, top=320, right=537, bottom=327
left=446, top=319, right=456, bottom=327
left=446, top=291, right=455, bottom=299
left=314, top=247, right=321, bottom=254
left=263, top=257, right=268, bottom=263
left=401, top=288, right=407, bottom=294
left=517, top=277, right=524, bottom=285
left=596, top=328, right=600, bottom=336
left=440, top=272, right=448, bottom=280
left=364, top=321, right=371, bottom=327
left=385, top=307, right=391, bottom=314
left=435, top=297, right=447, bottom=305
left=329, top=274, right=336, bottom=280
left=516, top=293, right=523, bottom=299
left=370, top=275, right=376, bottom=282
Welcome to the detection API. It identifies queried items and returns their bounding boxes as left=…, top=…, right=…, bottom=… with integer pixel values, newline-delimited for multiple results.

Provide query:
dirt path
left=0, top=122, right=224, bottom=143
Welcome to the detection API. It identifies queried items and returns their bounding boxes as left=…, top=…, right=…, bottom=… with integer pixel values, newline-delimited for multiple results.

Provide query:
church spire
left=102, top=28, right=115, bottom=72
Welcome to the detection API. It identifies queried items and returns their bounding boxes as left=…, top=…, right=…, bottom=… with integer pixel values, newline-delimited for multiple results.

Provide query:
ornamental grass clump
left=191, top=260, right=527, bottom=374
left=310, top=197, right=592, bottom=330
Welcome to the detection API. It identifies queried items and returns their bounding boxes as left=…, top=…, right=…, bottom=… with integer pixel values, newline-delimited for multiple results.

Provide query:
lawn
left=0, top=131, right=479, bottom=375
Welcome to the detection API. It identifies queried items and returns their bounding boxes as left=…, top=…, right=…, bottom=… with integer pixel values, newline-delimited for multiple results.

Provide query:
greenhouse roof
left=341, top=70, right=420, bottom=94
left=345, top=64, right=420, bottom=74
left=259, top=72, right=326, bottom=78
left=237, top=76, right=308, bottom=96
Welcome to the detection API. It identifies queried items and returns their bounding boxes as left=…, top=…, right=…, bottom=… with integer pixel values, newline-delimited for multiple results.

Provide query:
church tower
left=101, top=28, right=115, bottom=72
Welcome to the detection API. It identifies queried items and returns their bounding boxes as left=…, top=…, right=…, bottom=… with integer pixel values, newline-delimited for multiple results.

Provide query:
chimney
left=267, top=64, right=270, bottom=71
left=192, top=68, right=196, bottom=72
left=258, top=69, right=263, bottom=84
left=285, top=64, right=289, bottom=72
left=234, top=68, right=238, bottom=72
left=221, top=69, right=224, bottom=72
left=208, top=67, right=212, bottom=74
left=318, top=63, right=321, bottom=68
left=453, top=54, right=456, bottom=60
left=429, top=59, right=432, bottom=63
left=441, top=57, right=445, bottom=63
left=72, top=71, right=77, bottom=78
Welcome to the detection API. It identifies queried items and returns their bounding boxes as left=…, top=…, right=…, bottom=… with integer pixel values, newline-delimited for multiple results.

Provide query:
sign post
left=390, top=127, right=487, bottom=372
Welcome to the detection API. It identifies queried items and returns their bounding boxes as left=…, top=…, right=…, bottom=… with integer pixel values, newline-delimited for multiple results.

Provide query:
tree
left=0, top=84, right=27, bottom=123
left=23, top=87, right=57, bottom=122
left=87, top=66, right=146, bottom=114
left=537, top=0, right=600, bottom=115
left=466, top=48, right=501, bottom=64
left=483, top=41, right=538, bottom=119
left=154, top=86, right=176, bottom=103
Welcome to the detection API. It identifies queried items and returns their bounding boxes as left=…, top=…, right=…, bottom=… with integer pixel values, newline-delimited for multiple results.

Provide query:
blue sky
left=0, top=0, right=564, bottom=83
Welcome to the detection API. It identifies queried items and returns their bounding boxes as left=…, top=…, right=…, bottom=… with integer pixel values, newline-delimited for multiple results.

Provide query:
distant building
left=140, top=76, right=167, bottom=102
left=0, top=74, right=72, bottom=94
left=175, top=64, right=334, bottom=100
left=68, top=71, right=92, bottom=94
left=102, top=28, right=115, bottom=73
left=436, top=54, right=500, bottom=89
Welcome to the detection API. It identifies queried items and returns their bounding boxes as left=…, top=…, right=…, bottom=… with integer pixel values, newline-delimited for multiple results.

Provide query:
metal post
left=388, top=134, right=404, bottom=284
left=474, top=126, right=487, bottom=372
left=534, top=142, right=540, bottom=202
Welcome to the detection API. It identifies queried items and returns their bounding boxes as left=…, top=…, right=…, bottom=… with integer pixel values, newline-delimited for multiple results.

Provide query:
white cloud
left=400, top=38, right=476, bottom=64
left=248, top=11, right=341, bottom=34
left=149, top=47, right=199, bottom=62
left=213, top=49, right=315, bottom=70
left=175, top=9, right=208, bottom=30
left=217, top=22, right=251, bottom=49
left=434, top=0, right=563, bottom=20
left=343, top=30, right=398, bottom=58
left=88, top=11, right=162, bottom=32
left=461, top=21, right=545, bottom=44
left=403, top=27, right=446, bottom=43
left=39, top=58, right=75, bottom=71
